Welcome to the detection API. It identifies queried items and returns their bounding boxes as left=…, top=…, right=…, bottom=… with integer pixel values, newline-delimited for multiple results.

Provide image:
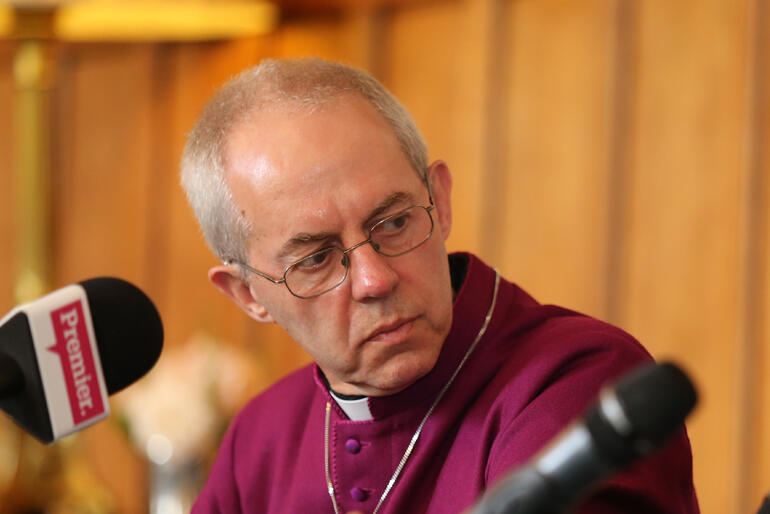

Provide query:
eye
left=294, top=248, right=335, bottom=271
left=378, top=212, right=410, bottom=233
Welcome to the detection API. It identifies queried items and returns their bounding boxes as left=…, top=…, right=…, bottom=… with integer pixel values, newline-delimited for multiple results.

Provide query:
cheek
left=269, top=295, right=351, bottom=351
left=251, top=288, right=308, bottom=336
left=417, top=251, right=454, bottom=329
left=410, top=246, right=451, bottom=295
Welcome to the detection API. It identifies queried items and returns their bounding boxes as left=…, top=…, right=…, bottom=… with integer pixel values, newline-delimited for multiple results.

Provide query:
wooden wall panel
left=499, top=0, right=618, bottom=319
left=753, top=148, right=770, bottom=507
left=52, top=43, right=159, bottom=514
left=618, top=1, right=751, bottom=512
left=0, top=39, right=22, bottom=508
left=1, top=1, right=768, bottom=512
left=52, top=44, right=156, bottom=286
left=275, top=12, right=357, bottom=63
left=757, top=183, right=770, bottom=504
left=749, top=0, right=770, bottom=504
left=0, top=43, right=14, bottom=312
left=381, top=0, right=491, bottom=256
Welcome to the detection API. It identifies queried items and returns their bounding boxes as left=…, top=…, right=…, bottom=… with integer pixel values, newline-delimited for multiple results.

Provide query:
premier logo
left=48, top=301, right=105, bottom=425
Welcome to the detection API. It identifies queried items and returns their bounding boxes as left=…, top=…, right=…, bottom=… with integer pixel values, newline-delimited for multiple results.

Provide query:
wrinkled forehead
left=221, top=96, right=426, bottom=254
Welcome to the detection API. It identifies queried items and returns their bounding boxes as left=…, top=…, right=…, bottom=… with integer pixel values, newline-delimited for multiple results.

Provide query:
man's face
left=212, top=95, right=454, bottom=397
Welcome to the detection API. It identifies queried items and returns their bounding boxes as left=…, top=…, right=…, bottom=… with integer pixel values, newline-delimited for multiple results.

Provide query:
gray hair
left=180, top=57, right=429, bottom=263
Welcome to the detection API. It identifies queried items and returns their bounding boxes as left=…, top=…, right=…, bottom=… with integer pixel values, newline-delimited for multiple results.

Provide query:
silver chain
left=324, top=271, right=500, bottom=513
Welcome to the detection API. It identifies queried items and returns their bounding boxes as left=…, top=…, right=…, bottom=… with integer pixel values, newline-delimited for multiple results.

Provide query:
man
left=181, top=58, right=698, bottom=513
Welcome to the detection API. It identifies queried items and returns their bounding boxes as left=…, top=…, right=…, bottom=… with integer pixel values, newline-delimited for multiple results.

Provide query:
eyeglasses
left=227, top=199, right=435, bottom=299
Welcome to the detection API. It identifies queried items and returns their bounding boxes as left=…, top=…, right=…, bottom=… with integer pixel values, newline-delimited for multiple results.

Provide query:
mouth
left=363, top=317, right=417, bottom=345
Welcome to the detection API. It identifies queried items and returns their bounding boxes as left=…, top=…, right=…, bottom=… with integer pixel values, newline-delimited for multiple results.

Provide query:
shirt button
left=344, top=438, right=361, bottom=454
left=350, top=487, right=367, bottom=502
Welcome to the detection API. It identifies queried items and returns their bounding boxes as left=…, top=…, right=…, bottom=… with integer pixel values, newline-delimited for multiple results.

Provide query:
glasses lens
left=285, top=247, right=347, bottom=298
left=371, top=206, right=434, bottom=257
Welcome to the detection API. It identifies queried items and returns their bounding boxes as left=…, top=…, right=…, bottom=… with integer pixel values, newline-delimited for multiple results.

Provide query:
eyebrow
left=277, top=232, right=337, bottom=260
left=363, top=191, right=413, bottom=226
left=276, top=191, right=414, bottom=260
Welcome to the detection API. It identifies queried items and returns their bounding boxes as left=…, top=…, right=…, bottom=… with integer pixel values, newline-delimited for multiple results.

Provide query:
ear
left=208, top=264, right=275, bottom=323
left=426, top=160, right=453, bottom=240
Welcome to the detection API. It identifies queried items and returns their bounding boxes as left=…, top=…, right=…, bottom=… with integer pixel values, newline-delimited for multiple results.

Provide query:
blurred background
left=0, top=0, right=767, bottom=512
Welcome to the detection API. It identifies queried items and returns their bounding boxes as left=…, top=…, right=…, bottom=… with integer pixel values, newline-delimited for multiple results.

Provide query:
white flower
left=117, top=333, right=254, bottom=465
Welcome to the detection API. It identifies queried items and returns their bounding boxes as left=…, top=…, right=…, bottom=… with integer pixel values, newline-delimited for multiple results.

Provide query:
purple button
left=345, top=438, right=361, bottom=454
left=350, top=487, right=367, bottom=502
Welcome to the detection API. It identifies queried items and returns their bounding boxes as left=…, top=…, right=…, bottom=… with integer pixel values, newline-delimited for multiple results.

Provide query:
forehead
left=223, top=95, right=425, bottom=254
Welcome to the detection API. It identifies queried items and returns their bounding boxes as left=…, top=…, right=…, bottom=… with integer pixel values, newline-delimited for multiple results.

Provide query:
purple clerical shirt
left=193, top=253, right=698, bottom=513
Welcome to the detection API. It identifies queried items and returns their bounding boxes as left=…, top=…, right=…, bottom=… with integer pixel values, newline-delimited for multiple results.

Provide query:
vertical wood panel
left=0, top=43, right=15, bottom=312
left=618, top=1, right=751, bottom=511
left=748, top=0, right=770, bottom=505
left=756, top=174, right=770, bottom=503
left=1, top=2, right=766, bottom=512
left=344, top=7, right=387, bottom=73
left=275, top=9, right=391, bottom=82
left=500, top=0, right=618, bottom=318
left=53, top=42, right=159, bottom=514
left=382, top=0, right=491, bottom=256
left=275, top=12, right=355, bottom=63
left=53, top=44, right=156, bottom=285
left=604, top=0, right=635, bottom=325
left=0, top=39, right=21, bottom=508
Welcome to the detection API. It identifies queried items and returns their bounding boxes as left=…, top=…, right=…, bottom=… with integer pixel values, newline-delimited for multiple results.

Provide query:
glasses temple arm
left=225, top=259, right=286, bottom=285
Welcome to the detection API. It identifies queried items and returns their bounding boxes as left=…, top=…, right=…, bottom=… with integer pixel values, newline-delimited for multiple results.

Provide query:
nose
left=347, top=243, right=399, bottom=301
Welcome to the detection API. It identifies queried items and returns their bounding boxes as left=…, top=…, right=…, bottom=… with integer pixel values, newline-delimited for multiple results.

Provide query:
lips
left=363, top=317, right=416, bottom=345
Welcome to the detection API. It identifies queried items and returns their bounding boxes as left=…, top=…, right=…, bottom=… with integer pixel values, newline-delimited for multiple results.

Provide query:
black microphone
left=757, top=494, right=770, bottom=514
left=0, top=277, right=163, bottom=443
left=470, top=362, right=697, bottom=514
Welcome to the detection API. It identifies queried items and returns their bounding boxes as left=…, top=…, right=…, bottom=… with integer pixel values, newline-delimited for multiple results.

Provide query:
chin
left=367, top=349, right=439, bottom=396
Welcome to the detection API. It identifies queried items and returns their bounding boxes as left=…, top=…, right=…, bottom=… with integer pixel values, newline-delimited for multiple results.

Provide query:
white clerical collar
left=329, top=390, right=373, bottom=421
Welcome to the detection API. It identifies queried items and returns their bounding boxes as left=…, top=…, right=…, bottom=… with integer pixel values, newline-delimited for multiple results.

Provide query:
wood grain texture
left=0, top=41, right=24, bottom=509
left=381, top=0, right=491, bottom=257
left=274, top=11, right=354, bottom=62
left=745, top=0, right=770, bottom=505
left=52, top=44, right=156, bottom=286
left=617, top=1, right=751, bottom=511
left=51, top=42, right=158, bottom=514
left=1, top=1, right=768, bottom=511
left=0, top=42, right=15, bottom=313
left=276, top=0, right=439, bottom=14
left=499, top=0, right=617, bottom=319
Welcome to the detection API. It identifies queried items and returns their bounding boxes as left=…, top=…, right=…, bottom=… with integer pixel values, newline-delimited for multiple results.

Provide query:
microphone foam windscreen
left=80, top=277, right=164, bottom=394
left=615, top=362, right=697, bottom=446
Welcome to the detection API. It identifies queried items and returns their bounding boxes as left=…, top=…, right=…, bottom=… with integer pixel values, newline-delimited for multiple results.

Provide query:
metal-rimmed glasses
left=226, top=198, right=436, bottom=299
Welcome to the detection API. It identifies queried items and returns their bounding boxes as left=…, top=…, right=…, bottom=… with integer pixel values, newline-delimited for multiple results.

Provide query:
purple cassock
left=192, top=253, right=699, bottom=513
